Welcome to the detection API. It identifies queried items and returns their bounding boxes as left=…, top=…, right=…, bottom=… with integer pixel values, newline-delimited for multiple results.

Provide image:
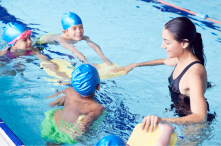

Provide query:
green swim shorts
left=40, top=108, right=107, bottom=145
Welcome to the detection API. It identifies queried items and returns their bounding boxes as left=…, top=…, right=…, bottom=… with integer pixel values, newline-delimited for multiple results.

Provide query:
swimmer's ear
left=182, top=39, right=189, bottom=49
left=62, top=30, right=68, bottom=34
left=12, top=43, right=17, bottom=49
left=96, top=83, right=100, bottom=91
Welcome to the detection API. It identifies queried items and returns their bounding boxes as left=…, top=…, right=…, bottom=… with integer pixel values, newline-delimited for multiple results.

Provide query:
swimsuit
left=168, top=61, right=202, bottom=94
left=35, top=33, right=59, bottom=51
left=5, top=47, right=32, bottom=59
left=40, top=108, right=107, bottom=144
left=40, top=109, right=80, bottom=144
left=168, top=61, right=216, bottom=122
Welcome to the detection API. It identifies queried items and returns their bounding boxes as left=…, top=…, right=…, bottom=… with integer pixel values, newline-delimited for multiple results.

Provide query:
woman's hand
left=111, top=63, right=137, bottom=75
left=140, top=115, right=162, bottom=132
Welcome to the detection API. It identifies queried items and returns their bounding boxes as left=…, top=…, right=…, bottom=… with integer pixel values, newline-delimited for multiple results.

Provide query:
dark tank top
left=168, top=61, right=216, bottom=122
left=168, top=61, right=202, bottom=94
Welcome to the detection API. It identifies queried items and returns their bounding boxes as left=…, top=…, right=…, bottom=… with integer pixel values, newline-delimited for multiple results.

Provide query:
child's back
left=53, top=87, right=104, bottom=130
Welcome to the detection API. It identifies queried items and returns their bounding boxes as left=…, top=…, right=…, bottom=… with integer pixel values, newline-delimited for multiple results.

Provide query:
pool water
left=0, top=0, right=221, bottom=145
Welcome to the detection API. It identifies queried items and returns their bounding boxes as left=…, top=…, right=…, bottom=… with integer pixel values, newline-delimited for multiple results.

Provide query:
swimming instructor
left=112, top=17, right=209, bottom=132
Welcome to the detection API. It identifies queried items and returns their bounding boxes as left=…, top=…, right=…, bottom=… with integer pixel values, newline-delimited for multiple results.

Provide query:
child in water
left=0, top=22, right=69, bottom=79
left=95, top=123, right=175, bottom=146
left=37, top=12, right=113, bottom=67
left=41, top=64, right=105, bottom=145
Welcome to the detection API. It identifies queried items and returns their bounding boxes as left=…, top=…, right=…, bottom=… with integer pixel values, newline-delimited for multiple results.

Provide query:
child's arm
left=40, top=35, right=89, bottom=63
left=35, top=34, right=58, bottom=45
left=48, top=96, right=66, bottom=107
left=31, top=48, right=70, bottom=79
left=82, top=36, right=113, bottom=66
left=46, top=90, right=66, bottom=107
left=77, top=106, right=104, bottom=136
left=0, top=48, right=8, bottom=56
left=156, top=123, right=175, bottom=146
left=46, top=91, right=63, bottom=99
left=57, top=38, right=89, bottom=63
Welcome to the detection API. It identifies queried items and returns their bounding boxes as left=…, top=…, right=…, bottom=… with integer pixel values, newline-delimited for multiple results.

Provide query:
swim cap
left=95, top=135, right=126, bottom=146
left=71, top=64, right=99, bottom=96
left=61, top=12, right=82, bottom=30
left=2, top=22, right=27, bottom=46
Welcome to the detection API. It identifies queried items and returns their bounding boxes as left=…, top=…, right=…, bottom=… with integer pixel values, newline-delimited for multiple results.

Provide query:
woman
left=112, top=17, right=210, bottom=132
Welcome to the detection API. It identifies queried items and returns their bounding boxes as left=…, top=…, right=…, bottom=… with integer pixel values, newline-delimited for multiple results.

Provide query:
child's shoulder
left=63, top=87, right=79, bottom=96
left=93, top=104, right=105, bottom=114
left=0, top=48, right=8, bottom=56
left=63, top=87, right=73, bottom=92
left=81, top=36, right=90, bottom=41
left=38, top=33, right=61, bottom=45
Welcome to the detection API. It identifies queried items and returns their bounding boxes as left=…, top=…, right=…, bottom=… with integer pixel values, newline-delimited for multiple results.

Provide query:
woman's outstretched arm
left=111, top=58, right=178, bottom=74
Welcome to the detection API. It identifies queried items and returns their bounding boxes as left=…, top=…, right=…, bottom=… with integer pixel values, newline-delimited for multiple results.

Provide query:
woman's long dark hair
left=165, top=17, right=212, bottom=88
left=165, top=17, right=206, bottom=66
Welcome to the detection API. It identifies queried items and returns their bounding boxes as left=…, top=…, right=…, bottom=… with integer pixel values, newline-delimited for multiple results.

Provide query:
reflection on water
left=167, top=86, right=216, bottom=122
left=0, top=58, right=25, bottom=76
left=177, top=123, right=214, bottom=146
left=166, top=86, right=216, bottom=145
left=94, top=80, right=140, bottom=142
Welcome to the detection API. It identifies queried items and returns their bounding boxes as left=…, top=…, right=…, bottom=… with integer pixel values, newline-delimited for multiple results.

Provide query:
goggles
left=8, top=30, right=32, bottom=45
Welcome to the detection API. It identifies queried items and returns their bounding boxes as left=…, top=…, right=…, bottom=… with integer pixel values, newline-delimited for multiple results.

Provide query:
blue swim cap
left=95, top=135, right=126, bottom=146
left=2, top=22, right=27, bottom=46
left=71, top=64, right=99, bottom=96
left=61, top=12, right=82, bottom=30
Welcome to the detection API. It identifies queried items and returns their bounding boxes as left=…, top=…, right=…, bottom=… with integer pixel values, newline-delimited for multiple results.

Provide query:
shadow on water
left=166, top=86, right=216, bottom=123
left=95, top=80, right=140, bottom=141
left=165, top=86, right=216, bottom=144
left=46, top=49, right=75, bottom=60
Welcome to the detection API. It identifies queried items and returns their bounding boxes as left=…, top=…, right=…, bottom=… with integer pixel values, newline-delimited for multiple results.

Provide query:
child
left=41, top=64, right=105, bottom=145
left=37, top=12, right=113, bottom=66
left=95, top=135, right=128, bottom=146
left=95, top=123, right=174, bottom=146
left=156, top=123, right=175, bottom=146
left=1, top=22, right=69, bottom=79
